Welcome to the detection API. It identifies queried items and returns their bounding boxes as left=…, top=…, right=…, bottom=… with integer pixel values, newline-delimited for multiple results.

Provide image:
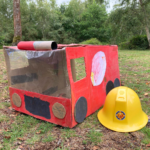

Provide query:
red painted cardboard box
left=3, top=44, right=120, bottom=128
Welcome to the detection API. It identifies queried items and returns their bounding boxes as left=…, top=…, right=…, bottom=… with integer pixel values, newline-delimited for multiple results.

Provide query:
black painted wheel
left=106, top=80, right=114, bottom=95
left=74, top=97, right=87, bottom=123
left=114, top=78, right=120, bottom=87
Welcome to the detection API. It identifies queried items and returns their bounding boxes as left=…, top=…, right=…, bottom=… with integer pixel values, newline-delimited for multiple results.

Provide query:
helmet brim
left=97, top=109, right=148, bottom=132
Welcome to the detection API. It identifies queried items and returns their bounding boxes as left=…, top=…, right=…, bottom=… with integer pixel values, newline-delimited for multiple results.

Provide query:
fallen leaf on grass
left=36, top=130, right=41, bottom=134
left=14, top=112, right=21, bottom=116
left=146, top=143, right=150, bottom=147
left=57, top=139, right=61, bottom=145
left=19, top=146, right=23, bottom=149
left=17, top=137, right=25, bottom=141
left=4, top=136, right=11, bottom=139
left=14, top=141, right=22, bottom=146
left=5, top=99, right=10, bottom=102
left=8, top=107, right=12, bottom=110
left=4, top=128, right=10, bottom=132
left=92, top=146, right=100, bottom=150
left=95, top=129, right=102, bottom=132
left=0, top=145, right=3, bottom=149
left=0, top=129, right=2, bottom=134
left=144, top=93, right=148, bottom=96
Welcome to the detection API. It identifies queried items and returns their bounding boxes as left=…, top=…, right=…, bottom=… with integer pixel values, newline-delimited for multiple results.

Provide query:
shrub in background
left=119, top=35, right=149, bottom=50
left=129, top=35, right=149, bottom=50
left=80, top=38, right=103, bottom=45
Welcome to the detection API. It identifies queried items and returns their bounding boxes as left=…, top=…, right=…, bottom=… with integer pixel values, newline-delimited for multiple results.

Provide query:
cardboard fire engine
left=3, top=42, right=120, bottom=128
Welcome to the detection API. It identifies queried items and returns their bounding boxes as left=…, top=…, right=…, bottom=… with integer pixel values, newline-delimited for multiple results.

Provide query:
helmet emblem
left=116, top=111, right=125, bottom=120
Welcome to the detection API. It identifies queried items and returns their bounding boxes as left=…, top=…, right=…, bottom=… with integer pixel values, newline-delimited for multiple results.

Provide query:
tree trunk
left=145, top=26, right=150, bottom=48
left=139, top=0, right=150, bottom=49
left=12, top=0, right=22, bottom=46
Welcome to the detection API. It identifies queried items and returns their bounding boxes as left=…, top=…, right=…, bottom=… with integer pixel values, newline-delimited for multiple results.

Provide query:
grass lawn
left=0, top=49, right=150, bottom=149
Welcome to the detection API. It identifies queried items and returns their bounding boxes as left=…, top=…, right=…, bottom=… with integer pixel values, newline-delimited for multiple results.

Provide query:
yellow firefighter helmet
left=98, top=86, right=148, bottom=132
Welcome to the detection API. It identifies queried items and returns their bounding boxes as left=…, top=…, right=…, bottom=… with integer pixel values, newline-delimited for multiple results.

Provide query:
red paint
left=65, top=45, right=120, bottom=127
left=8, top=45, right=120, bottom=128
left=10, top=87, right=72, bottom=128
left=17, top=41, right=35, bottom=50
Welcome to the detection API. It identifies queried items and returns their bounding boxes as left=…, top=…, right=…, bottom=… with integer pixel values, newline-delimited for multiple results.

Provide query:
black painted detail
left=106, top=80, right=114, bottom=95
left=11, top=73, right=38, bottom=85
left=24, top=95, right=51, bottom=119
left=114, top=78, right=120, bottom=87
left=75, top=97, right=87, bottom=123
left=42, top=86, right=58, bottom=95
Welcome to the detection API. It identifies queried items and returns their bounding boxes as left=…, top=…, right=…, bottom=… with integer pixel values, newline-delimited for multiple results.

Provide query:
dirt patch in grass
left=99, top=131, right=144, bottom=150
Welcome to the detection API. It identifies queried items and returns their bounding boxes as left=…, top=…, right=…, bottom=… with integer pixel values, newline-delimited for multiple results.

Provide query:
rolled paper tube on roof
left=17, top=41, right=57, bottom=51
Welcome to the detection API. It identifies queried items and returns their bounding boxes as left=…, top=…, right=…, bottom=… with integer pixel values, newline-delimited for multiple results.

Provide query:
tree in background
left=0, top=0, right=13, bottom=45
left=20, top=0, right=39, bottom=41
left=0, top=0, right=109, bottom=45
left=62, top=0, right=110, bottom=43
left=1, top=0, right=150, bottom=48
left=61, top=0, right=86, bottom=43
left=108, top=6, right=143, bottom=44
left=12, top=0, right=22, bottom=45
left=76, top=1, right=110, bottom=42
left=118, top=0, right=150, bottom=48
